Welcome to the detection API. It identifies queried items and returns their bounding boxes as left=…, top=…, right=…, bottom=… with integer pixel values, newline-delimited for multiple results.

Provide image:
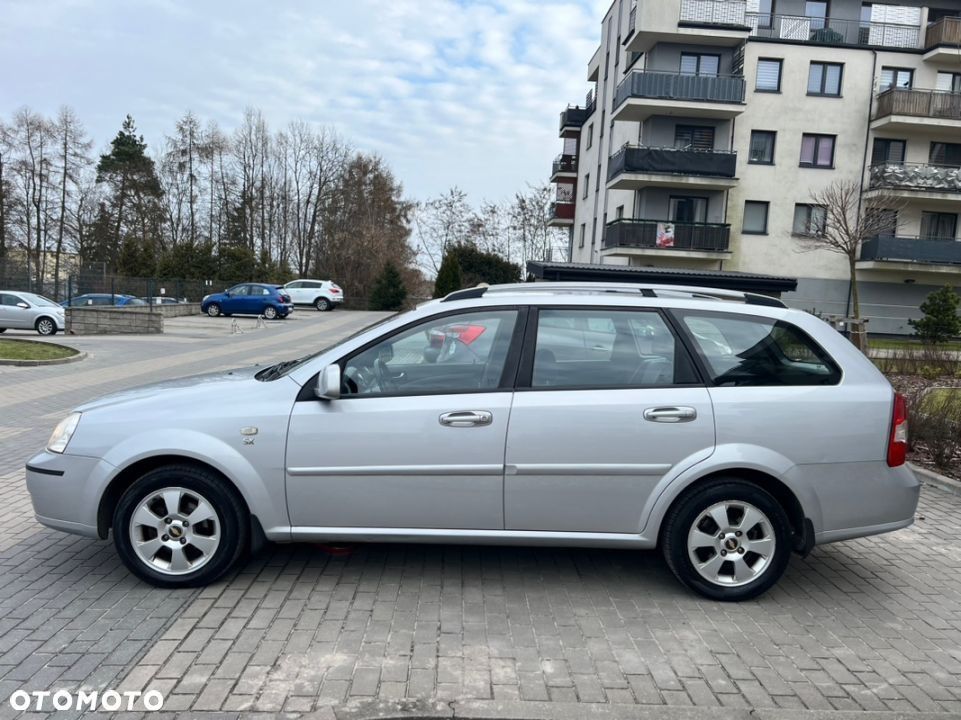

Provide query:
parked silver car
left=0, top=291, right=66, bottom=335
left=25, top=283, right=918, bottom=600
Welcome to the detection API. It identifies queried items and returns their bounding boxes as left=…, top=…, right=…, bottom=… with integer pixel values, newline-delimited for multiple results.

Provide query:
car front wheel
left=314, top=297, right=331, bottom=312
left=661, top=479, right=791, bottom=602
left=35, top=317, right=57, bottom=336
left=113, top=464, right=249, bottom=588
left=206, top=303, right=221, bottom=317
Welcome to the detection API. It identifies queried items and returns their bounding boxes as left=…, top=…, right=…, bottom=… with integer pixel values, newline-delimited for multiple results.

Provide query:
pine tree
left=433, top=252, right=463, bottom=298
left=369, top=262, right=407, bottom=310
left=910, top=285, right=961, bottom=344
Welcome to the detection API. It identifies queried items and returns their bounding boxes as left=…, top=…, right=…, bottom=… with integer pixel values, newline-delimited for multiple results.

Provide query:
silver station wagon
left=25, top=283, right=919, bottom=601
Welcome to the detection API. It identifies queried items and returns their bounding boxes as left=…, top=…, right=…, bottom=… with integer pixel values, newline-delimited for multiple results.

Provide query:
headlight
left=48, top=412, right=81, bottom=454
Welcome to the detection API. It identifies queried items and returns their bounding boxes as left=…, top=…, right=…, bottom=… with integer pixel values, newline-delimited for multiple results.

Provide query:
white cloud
left=0, top=0, right=604, bottom=202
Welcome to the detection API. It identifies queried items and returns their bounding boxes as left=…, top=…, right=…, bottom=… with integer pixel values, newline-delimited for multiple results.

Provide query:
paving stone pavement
left=1, top=311, right=960, bottom=719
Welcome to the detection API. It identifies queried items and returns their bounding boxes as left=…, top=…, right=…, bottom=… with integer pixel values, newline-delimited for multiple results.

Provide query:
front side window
left=743, top=201, right=770, bottom=234
left=793, top=204, right=827, bottom=236
left=756, top=58, right=783, bottom=92
left=749, top=130, right=776, bottom=164
left=286, top=281, right=304, bottom=289
left=799, top=133, right=835, bottom=168
left=808, top=62, right=843, bottom=96
left=680, top=312, right=841, bottom=386
left=343, top=310, right=518, bottom=396
left=228, top=284, right=250, bottom=296
left=531, top=309, right=695, bottom=389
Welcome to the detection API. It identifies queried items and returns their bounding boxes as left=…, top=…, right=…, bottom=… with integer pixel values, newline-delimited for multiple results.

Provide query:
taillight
left=887, top=393, right=908, bottom=467
left=330, top=288, right=341, bottom=294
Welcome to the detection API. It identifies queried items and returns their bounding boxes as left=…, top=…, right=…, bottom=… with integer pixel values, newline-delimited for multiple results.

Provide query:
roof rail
left=441, top=282, right=787, bottom=308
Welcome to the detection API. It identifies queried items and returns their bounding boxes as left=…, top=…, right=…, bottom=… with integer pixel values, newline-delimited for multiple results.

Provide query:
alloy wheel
left=687, top=500, right=776, bottom=588
left=128, top=486, right=222, bottom=576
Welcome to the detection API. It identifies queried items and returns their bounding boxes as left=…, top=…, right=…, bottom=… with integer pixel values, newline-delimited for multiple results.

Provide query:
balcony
left=747, top=14, right=921, bottom=49
left=612, top=71, right=745, bottom=123
left=625, top=0, right=750, bottom=54
left=858, top=235, right=961, bottom=270
left=607, top=145, right=737, bottom=191
left=868, top=162, right=961, bottom=205
left=872, top=88, right=961, bottom=132
left=559, top=93, right=596, bottom=136
left=551, top=154, right=577, bottom=182
left=603, top=219, right=731, bottom=259
left=548, top=202, right=575, bottom=227
left=925, top=17, right=961, bottom=62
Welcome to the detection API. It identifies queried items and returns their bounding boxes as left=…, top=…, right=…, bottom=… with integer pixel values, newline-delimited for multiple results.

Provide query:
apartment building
left=548, top=0, right=961, bottom=333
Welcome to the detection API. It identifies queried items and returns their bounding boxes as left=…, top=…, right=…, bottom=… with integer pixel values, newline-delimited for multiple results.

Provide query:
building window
left=578, top=223, right=586, bottom=248
left=680, top=53, right=720, bottom=76
left=793, top=204, right=827, bottom=236
left=674, top=125, right=716, bottom=151
left=808, top=62, right=843, bottom=96
left=743, top=201, right=770, bottom=234
left=756, top=58, right=783, bottom=92
left=670, top=196, right=708, bottom=224
left=616, top=205, right=624, bottom=219
left=880, top=67, right=913, bottom=90
left=757, top=0, right=775, bottom=28
left=805, top=0, right=828, bottom=30
left=799, top=134, right=835, bottom=168
left=600, top=111, right=605, bottom=137
left=930, top=142, right=961, bottom=166
left=871, top=138, right=905, bottom=165
left=583, top=174, right=590, bottom=198
left=586, top=123, right=594, bottom=149
left=921, top=212, right=958, bottom=241
left=937, top=72, right=961, bottom=93
left=592, top=218, right=597, bottom=246
left=749, top=131, right=776, bottom=164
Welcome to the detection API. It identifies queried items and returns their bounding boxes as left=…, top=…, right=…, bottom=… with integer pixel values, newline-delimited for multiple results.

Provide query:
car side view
left=0, top=291, right=66, bottom=335
left=201, top=283, right=293, bottom=319
left=25, top=283, right=919, bottom=601
left=61, top=293, right=147, bottom=308
left=283, top=279, right=344, bottom=311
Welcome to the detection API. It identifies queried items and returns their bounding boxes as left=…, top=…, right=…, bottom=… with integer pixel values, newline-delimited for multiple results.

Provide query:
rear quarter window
left=678, top=311, right=840, bottom=386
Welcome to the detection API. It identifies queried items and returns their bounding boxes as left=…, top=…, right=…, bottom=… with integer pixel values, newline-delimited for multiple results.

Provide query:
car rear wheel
left=113, top=464, right=249, bottom=588
left=0, top=328, right=6, bottom=333
left=206, top=303, right=221, bottom=317
left=35, top=317, right=57, bottom=336
left=662, top=479, right=791, bottom=602
left=263, top=305, right=278, bottom=320
left=314, top=297, right=331, bottom=312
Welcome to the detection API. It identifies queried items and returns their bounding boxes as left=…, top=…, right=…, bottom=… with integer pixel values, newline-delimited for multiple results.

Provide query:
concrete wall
left=66, top=307, right=163, bottom=335
left=149, top=303, right=201, bottom=318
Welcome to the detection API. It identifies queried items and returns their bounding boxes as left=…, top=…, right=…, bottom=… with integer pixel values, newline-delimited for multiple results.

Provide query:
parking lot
left=1, top=310, right=961, bottom=719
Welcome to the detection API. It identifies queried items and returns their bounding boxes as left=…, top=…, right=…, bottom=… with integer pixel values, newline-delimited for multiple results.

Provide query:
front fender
left=638, top=443, right=823, bottom=541
left=99, top=429, right=290, bottom=540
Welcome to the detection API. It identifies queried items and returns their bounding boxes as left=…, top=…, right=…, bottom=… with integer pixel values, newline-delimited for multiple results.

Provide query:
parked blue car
left=201, top=283, right=293, bottom=320
left=61, top=293, right=147, bottom=307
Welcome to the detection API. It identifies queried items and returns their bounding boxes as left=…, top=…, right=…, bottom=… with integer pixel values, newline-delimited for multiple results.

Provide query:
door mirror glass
left=16, top=302, right=29, bottom=309
left=315, top=364, right=341, bottom=400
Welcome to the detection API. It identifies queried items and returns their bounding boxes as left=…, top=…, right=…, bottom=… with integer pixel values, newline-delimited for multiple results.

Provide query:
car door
left=222, top=284, right=248, bottom=314
left=285, top=281, right=305, bottom=304
left=285, top=307, right=524, bottom=530
left=0, top=293, right=28, bottom=329
left=504, top=306, right=715, bottom=534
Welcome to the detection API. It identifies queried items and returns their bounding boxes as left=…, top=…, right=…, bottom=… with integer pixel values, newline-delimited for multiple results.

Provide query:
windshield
left=21, top=293, right=60, bottom=308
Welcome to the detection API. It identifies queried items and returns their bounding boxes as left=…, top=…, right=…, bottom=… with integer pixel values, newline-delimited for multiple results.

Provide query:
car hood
left=74, top=365, right=263, bottom=413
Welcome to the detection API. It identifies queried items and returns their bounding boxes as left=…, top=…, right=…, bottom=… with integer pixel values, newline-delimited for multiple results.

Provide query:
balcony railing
left=603, top=219, right=730, bottom=253
left=558, top=92, right=596, bottom=132
left=747, top=13, right=921, bottom=49
left=680, top=0, right=748, bottom=27
left=607, top=145, right=737, bottom=181
left=869, top=162, right=961, bottom=193
left=552, top=154, right=577, bottom=176
left=874, top=88, right=961, bottom=121
left=615, top=70, right=745, bottom=109
left=926, top=16, right=961, bottom=49
left=861, top=235, right=961, bottom=266
left=550, top=202, right=575, bottom=222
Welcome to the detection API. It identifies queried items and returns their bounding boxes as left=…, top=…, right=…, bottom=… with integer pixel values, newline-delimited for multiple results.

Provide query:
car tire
left=206, top=303, right=221, bottom=318
left=35, top=317, right=57, bottom=336
left=661, top=479, right=791, bottom=602
left=0, top=328, right=5, bottom=333
left=113, top=464, right=250, bottom=588
left=263, top=305, right=278, bottom=320
left=314, top=297, right=331, bottom=312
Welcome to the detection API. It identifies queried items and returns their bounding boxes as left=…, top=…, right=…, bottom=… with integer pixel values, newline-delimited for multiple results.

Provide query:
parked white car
left=283, top=279, right=344, bottom=311
left=0, top=291, right=66, bottom=335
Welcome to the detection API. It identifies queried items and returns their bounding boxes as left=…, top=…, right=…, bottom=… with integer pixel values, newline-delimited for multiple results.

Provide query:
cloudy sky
left=0, top=0, right=603, bottom=203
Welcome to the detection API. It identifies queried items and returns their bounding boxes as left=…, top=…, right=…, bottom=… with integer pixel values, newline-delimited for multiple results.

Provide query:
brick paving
left=0, top=312, right=960, bottom=719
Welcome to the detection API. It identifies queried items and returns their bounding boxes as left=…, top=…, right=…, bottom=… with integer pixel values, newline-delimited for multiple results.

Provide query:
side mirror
left=224, top=292, right=231, bottom=298
left=315, top=364, right=341, bottom=400
left=16, top=302, right=29, bottom=309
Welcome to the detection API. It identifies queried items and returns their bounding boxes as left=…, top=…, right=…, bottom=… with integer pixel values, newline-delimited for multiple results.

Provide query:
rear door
left=0, top=293, right=28, bottom=329
left=504, top=306, right=715, bottom=533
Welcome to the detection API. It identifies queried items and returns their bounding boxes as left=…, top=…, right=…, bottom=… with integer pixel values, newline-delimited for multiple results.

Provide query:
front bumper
left=25, top=450, right=115, bottom=538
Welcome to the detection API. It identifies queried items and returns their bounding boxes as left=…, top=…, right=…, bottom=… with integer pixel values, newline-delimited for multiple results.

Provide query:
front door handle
left=643, top=406, right=697, bottom=423
left=439, top=411, right=493, bottom=428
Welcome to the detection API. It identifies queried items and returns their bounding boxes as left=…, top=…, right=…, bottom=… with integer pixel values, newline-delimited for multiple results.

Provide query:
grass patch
left=870, top=338, right=961, bottom=351
left=0, top=339, right=79, bottom=361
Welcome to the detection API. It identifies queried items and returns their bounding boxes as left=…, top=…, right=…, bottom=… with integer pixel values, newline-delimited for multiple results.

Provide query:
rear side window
left=531, top=308, right=697, bottom=389
left=679, top=312, right=840, bottom=386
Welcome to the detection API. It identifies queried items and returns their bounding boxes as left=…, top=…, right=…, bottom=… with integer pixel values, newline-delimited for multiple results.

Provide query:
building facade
left=549, top=0, right=961, bottom=333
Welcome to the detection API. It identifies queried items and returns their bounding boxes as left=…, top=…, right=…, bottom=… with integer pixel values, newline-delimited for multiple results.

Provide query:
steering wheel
left=373, top=358, right=396, bottom=392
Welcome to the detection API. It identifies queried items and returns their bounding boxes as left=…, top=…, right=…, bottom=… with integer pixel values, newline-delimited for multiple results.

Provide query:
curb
left=0, top=339, right=86, bottom=367
left=910, top=462, right=961, bottom=496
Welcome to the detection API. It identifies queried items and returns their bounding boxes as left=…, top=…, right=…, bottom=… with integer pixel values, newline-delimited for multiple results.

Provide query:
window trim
left=743, top=201, right=770, bottom=235
left=807, top=61, right=844, bottom=97
left=756, top=58, right=783, bottom=93
left=513, top=306, right=705, bottom=392
left=799, top=133, right=836, bottom=169
left=748, top=130, right=777, bottom=165
left=880, top=66, right=914, bottom=91
left=299, top=306, right=531, bottom=401
left=792, top=203, right=828, bottom=237
left=680, top=52, right=721, bottom=77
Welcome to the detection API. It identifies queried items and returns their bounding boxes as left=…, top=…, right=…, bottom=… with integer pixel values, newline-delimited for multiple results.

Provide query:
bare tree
left=51, top=106, right=91, bottom=296
left=798, top=179, right=906, bottom=349
left=413, top=187, right=476, bottom=274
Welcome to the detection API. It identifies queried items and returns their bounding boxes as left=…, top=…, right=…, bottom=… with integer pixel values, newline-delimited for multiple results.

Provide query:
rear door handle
left=643, top=406, right=697, bottom=423
left=439, top=411, right=493, bottom=428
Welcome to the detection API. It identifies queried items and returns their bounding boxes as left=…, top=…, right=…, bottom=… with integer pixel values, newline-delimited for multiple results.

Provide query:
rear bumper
left=25, top=450, right=113, bottom=539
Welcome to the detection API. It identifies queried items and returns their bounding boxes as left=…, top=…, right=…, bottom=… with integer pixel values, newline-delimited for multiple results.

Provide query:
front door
left=0, top=293, right=28, bottom=329
left=504, top=307, right=715, bottom=533
left=285, top=308, right=524, bottom=530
